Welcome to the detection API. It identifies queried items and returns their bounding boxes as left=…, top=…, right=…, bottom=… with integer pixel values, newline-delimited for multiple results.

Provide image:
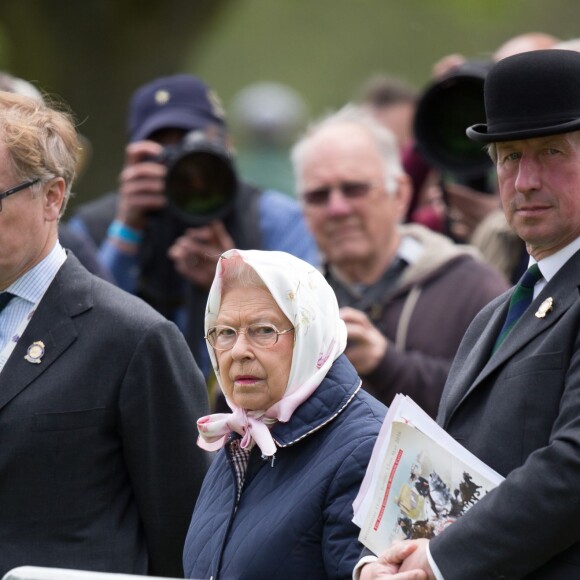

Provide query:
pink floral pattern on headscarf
left=196, top=249, right=347, bottom=457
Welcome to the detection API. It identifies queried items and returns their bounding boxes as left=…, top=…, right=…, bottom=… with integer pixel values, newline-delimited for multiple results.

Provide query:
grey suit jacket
left=0, top=254, right=211, bottom=578
left=431, top=248, right=580, bottom=579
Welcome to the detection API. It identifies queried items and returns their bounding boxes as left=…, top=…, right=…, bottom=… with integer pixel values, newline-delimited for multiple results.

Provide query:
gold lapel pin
left=24, top=340, right=45, bottom=364
left=535, top=297, right=554, bottom=319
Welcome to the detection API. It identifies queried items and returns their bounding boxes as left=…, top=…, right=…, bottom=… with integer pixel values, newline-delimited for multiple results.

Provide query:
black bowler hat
left=467, top=49, right=580, bottom=143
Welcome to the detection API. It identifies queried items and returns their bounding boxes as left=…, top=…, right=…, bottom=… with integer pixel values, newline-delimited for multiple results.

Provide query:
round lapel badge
left=24, top=340, right=45, bottom=364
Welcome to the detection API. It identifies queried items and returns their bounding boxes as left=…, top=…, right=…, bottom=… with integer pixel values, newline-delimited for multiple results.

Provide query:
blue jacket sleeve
left=258, top=189, right=321, bottom=268
left=323, top=436, right=377, bottom=579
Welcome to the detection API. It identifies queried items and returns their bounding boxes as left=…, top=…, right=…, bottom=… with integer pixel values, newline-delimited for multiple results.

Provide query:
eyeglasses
left=301, top=181, right=375, bottom=206
left=0, top=178, right=41, bottom=212
left=205, top=323, right=294, bottom=351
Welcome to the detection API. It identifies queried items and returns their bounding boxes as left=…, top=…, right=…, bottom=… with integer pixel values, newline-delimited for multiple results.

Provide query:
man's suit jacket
left=431, top=248, right=580, bottom=579
left=0, top=254, right=211, bottom=578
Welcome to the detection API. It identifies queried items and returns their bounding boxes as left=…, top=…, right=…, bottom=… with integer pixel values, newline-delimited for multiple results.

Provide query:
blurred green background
left=0, top=0, right=577, bottom=210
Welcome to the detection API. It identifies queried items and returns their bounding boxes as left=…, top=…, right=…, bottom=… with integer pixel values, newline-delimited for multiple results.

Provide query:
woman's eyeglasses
left=301, top=181, right=375, bottom=206
left=205, top=323, right=294, bottom=351
left=0, top=178, right=40, bottom=212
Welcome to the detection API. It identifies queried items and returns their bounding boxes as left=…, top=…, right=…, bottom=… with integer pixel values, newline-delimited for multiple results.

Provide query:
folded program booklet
left=353, top=394, right=504, bottom=556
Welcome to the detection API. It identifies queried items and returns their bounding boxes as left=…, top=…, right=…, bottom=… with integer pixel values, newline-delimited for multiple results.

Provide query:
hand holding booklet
left=353, top=394, right=504, bottom=556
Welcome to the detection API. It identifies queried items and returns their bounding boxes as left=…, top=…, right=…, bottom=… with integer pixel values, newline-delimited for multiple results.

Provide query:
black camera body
left=156, top=129, right=238, bottom=227
left=414, top=59, right=495, bottom=192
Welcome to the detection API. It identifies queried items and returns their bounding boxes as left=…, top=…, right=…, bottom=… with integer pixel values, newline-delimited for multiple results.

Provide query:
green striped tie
left=493, top=264, right=542, bottom=352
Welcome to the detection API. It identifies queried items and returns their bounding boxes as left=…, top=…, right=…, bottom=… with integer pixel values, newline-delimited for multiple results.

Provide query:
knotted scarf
left=197, top=249, right=347, bottom=457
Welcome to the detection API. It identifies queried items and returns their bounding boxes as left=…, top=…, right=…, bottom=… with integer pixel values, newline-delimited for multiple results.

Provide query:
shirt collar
left=6, top=242, right=67, bottom=305
left=328, top=234, right=419, bottom=296
left=530, top=236, right=580, bottom=283
left=398, top=234, right=424, bottom=265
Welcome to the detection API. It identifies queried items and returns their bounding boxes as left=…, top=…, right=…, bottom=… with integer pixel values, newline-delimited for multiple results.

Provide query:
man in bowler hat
left=357, top=48, right=580, bottom=579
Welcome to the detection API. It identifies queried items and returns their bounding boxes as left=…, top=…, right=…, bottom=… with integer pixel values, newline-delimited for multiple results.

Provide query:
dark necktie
left=0, top=292, right=15, bottom=314
left=493, top=264, right=543, bottom=352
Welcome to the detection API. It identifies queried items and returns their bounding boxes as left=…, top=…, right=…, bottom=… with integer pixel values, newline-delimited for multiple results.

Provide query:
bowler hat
left=467, top=49, right=580, bottom=143
left=127, top=74, right=226, bottom=142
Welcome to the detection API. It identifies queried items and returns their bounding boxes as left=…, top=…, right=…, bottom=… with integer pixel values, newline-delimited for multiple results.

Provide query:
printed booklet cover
left=353, top=394, right=504, bottom=556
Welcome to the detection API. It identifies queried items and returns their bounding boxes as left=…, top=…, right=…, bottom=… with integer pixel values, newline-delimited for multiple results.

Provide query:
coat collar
left=0, top=254, right=93, bottom=411
left=440, top=248, right=580, bottom=425
left=271, top=354, right=361, bottom=447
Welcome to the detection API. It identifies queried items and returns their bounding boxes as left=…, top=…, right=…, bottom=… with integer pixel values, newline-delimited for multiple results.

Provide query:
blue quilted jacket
left=183, top=354, right=387, bottom=580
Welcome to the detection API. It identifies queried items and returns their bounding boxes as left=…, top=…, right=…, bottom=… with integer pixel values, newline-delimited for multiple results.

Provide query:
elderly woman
left=183, top=249, right=386, bottom=580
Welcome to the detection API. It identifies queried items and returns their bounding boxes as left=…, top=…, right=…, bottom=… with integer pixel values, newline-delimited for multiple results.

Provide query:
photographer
left=69, top=74, right=319, bottom=383
left=406, top=33, right=560, bottom=284
left=410, top=58, right=499, bottom=243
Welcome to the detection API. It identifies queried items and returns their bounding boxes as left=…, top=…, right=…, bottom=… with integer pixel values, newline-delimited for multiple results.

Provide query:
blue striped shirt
left=0, top=242, right=66, bottom=350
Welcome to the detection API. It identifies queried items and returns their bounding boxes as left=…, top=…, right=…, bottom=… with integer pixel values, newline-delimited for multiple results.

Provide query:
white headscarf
left=197, top=249, right=347, bottom=457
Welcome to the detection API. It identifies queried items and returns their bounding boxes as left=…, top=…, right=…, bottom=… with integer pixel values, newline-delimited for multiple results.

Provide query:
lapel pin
left=535, top=297, right=554, bottom=319
left=24, top=340, right=45, bottom=364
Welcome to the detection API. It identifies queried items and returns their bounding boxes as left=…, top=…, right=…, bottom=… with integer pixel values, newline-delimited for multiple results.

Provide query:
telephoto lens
left=414, top=60, right=494, bottom=188
left=162, top=130, right=238, bottom=226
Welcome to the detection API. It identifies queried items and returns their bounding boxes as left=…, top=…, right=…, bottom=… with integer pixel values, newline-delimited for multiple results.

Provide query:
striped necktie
left=493, top=264, right=543, bottom=352
left=0, top=292, right=15, bottom=314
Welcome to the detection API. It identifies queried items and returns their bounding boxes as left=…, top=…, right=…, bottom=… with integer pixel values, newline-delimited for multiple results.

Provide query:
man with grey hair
left=0, top=91, right=210, bottom=576
left=292, top=106, right=508, bottom=417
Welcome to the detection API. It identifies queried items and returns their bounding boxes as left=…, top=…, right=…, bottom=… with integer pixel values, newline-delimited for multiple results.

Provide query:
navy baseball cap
left=127, top=74, right=227, bottom=142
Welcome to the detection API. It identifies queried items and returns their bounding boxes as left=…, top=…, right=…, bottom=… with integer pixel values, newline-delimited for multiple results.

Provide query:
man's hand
left=359, top=541, right=429, bottom=579
left=340, top=306, right=388, bottom=375
left=116, top=140, right=167, bottom=231
left=168, top=221, right=234, bottom=291
left=399, top=539, right=435, bottom=579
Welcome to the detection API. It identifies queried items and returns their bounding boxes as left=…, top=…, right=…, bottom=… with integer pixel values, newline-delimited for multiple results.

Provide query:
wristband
left=107, top=220, right=144, bottom=244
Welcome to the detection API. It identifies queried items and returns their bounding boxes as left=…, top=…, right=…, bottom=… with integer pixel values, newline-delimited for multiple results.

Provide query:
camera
left=156, top=129, right=238, bottom=226
left=413, top=59, right=495, bottom=192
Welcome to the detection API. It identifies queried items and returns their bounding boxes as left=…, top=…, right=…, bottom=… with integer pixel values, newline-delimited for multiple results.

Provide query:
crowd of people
left=0, top=30, right=580, bottom=580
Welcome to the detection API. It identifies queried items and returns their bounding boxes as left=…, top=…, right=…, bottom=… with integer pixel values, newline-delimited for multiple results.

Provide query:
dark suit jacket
left=0, top=254, right=211, bottom=578
left=431, top=247, right=580, bottom=579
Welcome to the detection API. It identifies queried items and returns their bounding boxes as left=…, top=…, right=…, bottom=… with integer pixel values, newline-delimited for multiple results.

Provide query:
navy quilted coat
left=183, top=354, right=387, bottom=580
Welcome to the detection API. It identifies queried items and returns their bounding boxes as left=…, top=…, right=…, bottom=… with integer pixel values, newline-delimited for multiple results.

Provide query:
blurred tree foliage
left=192, top=0, right=580, bottom=114
left=0, top=0, right=577, bottom=209
left=0, top=0, right=231, bottom=209
left=191, top=0, right=579, bottom=191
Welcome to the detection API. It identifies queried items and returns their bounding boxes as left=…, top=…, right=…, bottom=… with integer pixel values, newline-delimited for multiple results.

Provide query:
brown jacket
left=326, top=224, right=509, bottom=417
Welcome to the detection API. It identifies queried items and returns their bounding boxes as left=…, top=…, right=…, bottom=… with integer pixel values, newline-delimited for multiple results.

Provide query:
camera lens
left=414, top=60, right=493, bottom=178
left=164, top=139, right=238, bottom=226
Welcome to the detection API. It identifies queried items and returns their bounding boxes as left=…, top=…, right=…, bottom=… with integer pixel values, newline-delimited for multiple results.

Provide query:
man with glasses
left=0, top=91, right=210, bottom=576
left=291, top=106, right=508, bottom=417
left=0, top=71, right=115, bottom=284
